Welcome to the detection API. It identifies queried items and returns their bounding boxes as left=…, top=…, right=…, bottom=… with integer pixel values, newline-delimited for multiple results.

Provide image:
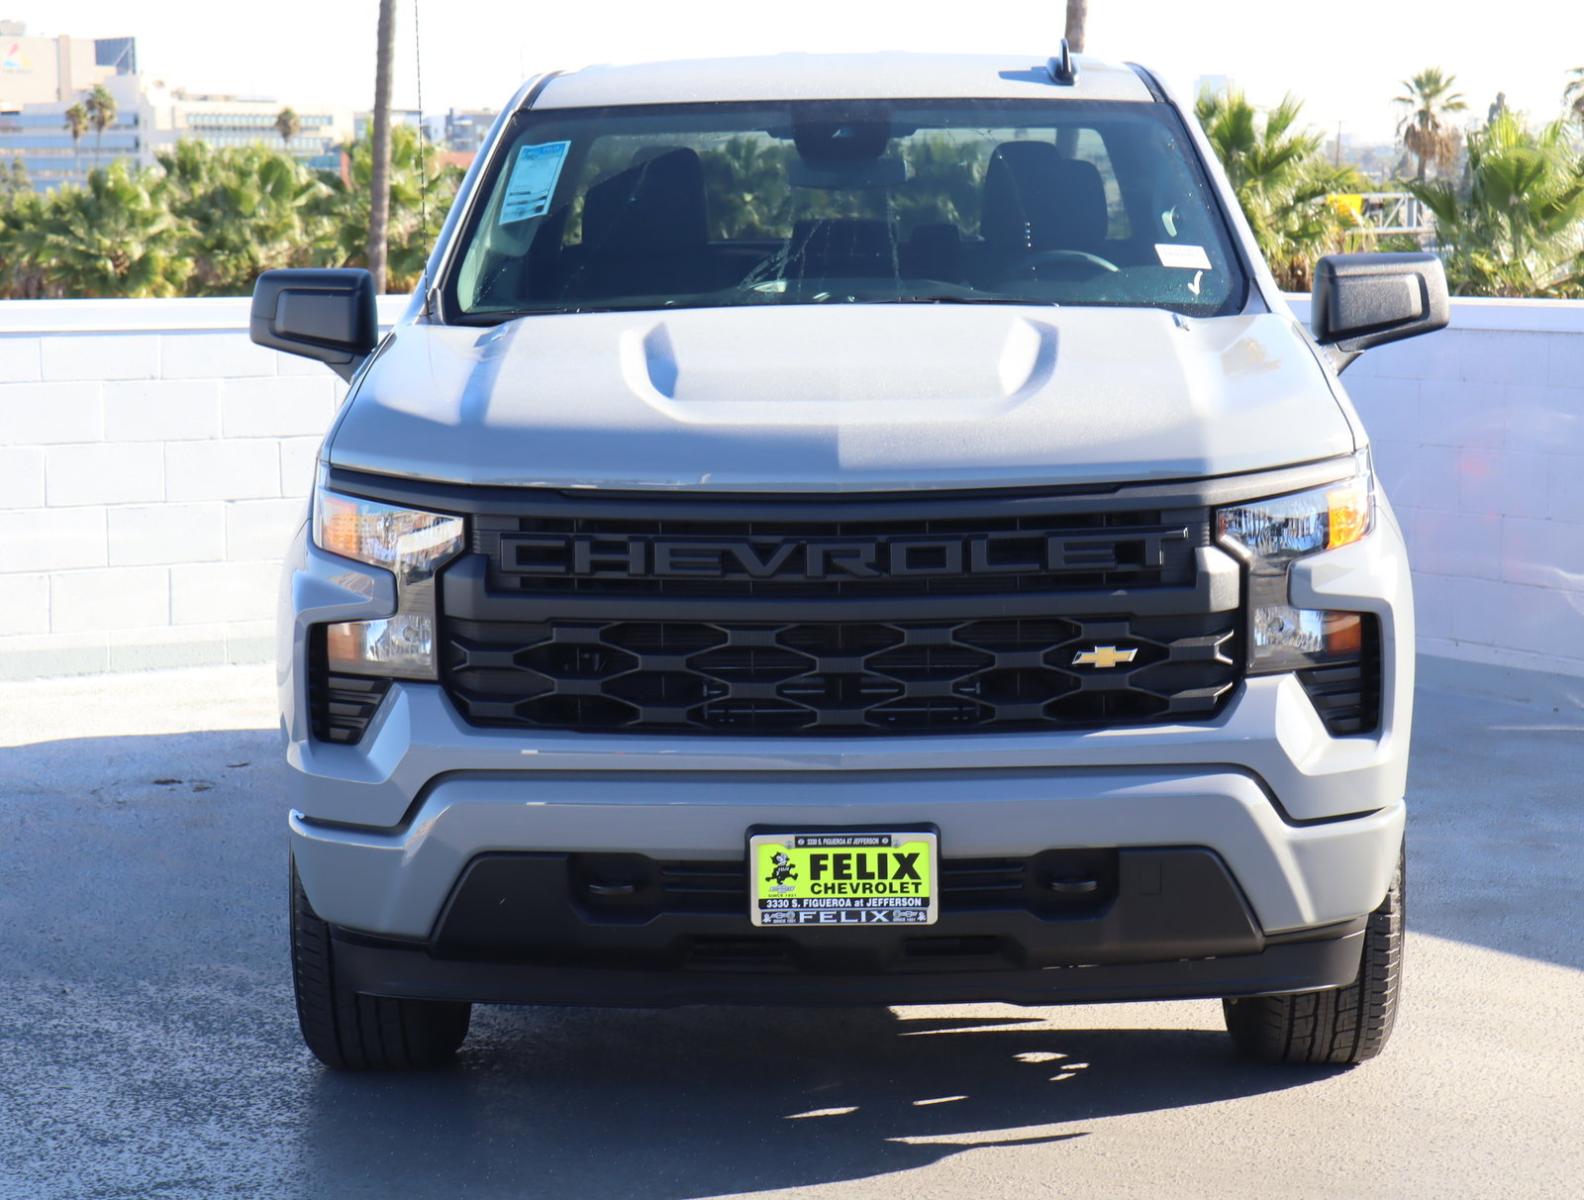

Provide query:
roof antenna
left=414, top=0, right=433, bottom=319
left=1048, top=38, right=1078, bottom=86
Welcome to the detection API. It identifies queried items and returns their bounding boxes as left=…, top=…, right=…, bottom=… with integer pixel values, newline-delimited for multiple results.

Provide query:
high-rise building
left=0, top=22, right=353, bottom=191
left=143, top=84, right=352, bottom=173
left=0, top=24, right=144, bottom=190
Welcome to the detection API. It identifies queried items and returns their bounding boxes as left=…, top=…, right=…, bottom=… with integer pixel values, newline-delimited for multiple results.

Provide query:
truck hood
left=329, top=304, right=1353, bottom=491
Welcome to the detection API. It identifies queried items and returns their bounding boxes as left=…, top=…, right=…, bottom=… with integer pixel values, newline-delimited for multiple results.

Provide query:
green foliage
left=1564, top=68, right=1584, bottom=124
left=16, top=160, right=189, bottom=297
left=158, top=141, right=331, bottom=295
left=1, top=158, right=28, bottom=205
left=0, top=128, right=462, bottom=299
left=1410, top=111, right=1584, bottom=297
left=698, top=137, right=799, bottom=239
left=85, top=84, right=118, bottom=151
left=64, top=103, right=88, bottom=145
left=1194, top=90, right=1366, bottom=290
left=314, top=123, right=463, bottom=291
left=0, top=185, right=46, bottom=297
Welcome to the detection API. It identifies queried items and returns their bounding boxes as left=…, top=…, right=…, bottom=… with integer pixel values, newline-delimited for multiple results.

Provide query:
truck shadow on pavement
left=299, top=1005, right=1330, bottom=1197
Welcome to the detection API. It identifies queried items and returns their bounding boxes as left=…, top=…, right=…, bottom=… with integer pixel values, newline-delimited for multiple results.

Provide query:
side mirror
left=250, top=268, right=378, bottom=381
left=1310, top=252, right=1449, bottom=372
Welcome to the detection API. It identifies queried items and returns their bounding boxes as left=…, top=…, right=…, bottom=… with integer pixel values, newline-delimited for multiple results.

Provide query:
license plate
left=748, top=830, right=938, bottom=927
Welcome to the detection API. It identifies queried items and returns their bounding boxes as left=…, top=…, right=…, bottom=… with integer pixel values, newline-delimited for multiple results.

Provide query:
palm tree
left=0, top=184, right=47, bottom=297
left=26, top=160, right=191, bottom=297
left=368, top=0, right=397, bottom=292
left=159, top=140, right=330, bottom=294
left=1395, top=68, right=1465, bottom=182
left=1565, top=68, right=1584, bottom=125
left=1196, top=90, right=1367, bottom=290
left=1, top=157, right=28, bottom=207
left=64, top=102, right=88, bottom=150
left=315, top=123, right=463, bottom=292
left=1064, top=0, right=1087, bottom=52
left=275, top=106, right=302, bottom=149
left=84, top=84, right=118, bottom=158
left=1411, top=110, right=1584, bottom=297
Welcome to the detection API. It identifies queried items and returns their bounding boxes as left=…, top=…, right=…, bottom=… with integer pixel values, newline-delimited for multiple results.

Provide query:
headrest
left=581, top=147, right=709, bottom=256
left=981, top=141, right=1107, bottom=253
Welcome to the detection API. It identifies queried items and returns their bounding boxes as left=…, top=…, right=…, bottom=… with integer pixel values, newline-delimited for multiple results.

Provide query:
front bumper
left=278, top=488, right=1413, bottom=1000
left=292, top=763, right=1404, bottom=941
left=327, top=923, right=1367, bottom=1009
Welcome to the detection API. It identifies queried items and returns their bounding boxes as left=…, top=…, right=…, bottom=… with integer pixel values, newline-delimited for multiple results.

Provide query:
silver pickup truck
left=252, top=45, right=1445, bottom=1070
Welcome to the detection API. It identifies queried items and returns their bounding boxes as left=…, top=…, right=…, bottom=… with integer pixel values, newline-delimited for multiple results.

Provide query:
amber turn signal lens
left=1323, top=611, right=1364, bottom=656
left=1325, top=476, right=1372, bottom=551
left=314, top=491, right=366, bottom=561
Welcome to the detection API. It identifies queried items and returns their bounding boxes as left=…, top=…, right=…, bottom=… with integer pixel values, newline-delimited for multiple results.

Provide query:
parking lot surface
left=1, top=658, right=1581, bottom=1199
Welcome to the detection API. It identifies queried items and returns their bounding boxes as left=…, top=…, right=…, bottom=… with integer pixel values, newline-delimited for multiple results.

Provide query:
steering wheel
left=991, top=248, right=1120, bottom=284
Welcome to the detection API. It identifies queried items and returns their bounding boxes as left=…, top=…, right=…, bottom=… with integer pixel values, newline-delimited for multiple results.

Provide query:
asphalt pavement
left=1, top=657, right=1580, bottom=1199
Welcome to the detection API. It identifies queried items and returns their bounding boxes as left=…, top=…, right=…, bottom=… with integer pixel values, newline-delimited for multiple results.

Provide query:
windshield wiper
left=861, top=293, right=1056, bottom=307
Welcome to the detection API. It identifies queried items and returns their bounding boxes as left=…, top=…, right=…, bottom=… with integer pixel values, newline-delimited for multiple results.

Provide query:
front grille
left=473, top=505, right=1204, bottom=598
left=442, top=613, right=1238, bottom=734
left=437, top=489, right=1240, bottom=737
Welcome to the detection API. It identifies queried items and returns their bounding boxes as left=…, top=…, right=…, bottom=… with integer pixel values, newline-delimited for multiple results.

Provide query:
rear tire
left=1223, top=845, right=1403, bottom=1066
left=290, top=860, right=471, bottom=1070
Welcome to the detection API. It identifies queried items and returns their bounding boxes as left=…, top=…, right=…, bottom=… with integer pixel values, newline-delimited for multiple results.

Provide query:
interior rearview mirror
left=250, top=268, right=378, bottom=381
left=1310, top=252, right=1449, bottom=372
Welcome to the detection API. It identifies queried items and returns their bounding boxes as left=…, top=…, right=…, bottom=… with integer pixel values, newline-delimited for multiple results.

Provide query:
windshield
left=445, top=99, right=1248, bottom=321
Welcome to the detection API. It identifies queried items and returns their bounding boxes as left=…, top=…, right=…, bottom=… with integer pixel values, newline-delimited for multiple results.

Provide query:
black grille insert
left=307, top=630, right=392, bottom=744
left=1297, top=616, right=1382, bottom=736
left=570, top=850, right=1120, bottom=919
left=442, top=613, right=1239, bottom=735
left=310, top=673, right=391, bottom=743
left=440, top=490, right=1238, bottom=737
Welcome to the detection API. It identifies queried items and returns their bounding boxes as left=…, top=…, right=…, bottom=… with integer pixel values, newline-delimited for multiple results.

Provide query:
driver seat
left=979, top=141, right=1109, bottom=270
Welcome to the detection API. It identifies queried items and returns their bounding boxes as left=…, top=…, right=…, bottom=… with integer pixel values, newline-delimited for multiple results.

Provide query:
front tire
left=1223, top=846, right=1403, bottom=1066
left=290, top=860, right=471, bottom=1070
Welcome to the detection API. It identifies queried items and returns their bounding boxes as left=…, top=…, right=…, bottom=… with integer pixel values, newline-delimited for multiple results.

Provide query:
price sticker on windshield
left=499, top=140, right=570, bottom=225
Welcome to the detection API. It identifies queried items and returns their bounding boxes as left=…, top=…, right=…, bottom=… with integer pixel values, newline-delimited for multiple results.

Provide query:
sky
left=20, top=0, right=1584, bottom=145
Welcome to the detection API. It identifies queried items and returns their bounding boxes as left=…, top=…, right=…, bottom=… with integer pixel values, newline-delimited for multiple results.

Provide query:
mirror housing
left=1310, top=252, right=1449, bottom=372
left=250, top=268, right=378, bottom=381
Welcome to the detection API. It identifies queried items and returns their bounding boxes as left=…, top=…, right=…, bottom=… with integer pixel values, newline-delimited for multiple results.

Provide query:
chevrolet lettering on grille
left=498, top=529, right=1191, bottom=582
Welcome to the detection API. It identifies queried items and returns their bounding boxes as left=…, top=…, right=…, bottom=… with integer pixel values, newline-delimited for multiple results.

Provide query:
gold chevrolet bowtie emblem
left=1072, top=645, right=1138, bottom=669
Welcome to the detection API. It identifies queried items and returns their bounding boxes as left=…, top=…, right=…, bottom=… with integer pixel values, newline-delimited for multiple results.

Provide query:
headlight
left=312, top=470, right=465, bottom=679
left=1217, top=450, right=1373, bottom=674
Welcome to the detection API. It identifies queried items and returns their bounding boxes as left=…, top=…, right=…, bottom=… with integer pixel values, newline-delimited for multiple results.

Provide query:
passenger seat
left=568, top=148, right=715, bottom=299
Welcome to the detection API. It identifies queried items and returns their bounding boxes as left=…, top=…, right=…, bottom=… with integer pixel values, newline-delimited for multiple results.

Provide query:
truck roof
left=531, top=52, right=1156, bottom=110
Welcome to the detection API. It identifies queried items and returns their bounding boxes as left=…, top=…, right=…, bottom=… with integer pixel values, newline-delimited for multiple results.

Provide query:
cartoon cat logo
left=765, top=850, right=798, bottom=887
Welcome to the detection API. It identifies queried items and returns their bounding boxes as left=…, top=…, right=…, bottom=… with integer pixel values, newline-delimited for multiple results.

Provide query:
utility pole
left=368, top=0, right=397, bottom=294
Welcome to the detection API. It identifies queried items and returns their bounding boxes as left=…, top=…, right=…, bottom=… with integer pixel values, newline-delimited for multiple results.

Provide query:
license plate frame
left=747, top=828, right=939, bottom=928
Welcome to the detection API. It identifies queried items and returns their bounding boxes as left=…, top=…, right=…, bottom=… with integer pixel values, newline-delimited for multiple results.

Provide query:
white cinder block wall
left=1, top=295, right=1582, bottom=680
left=1289, top=297, right=1584, bottom=678
left=0, top=298, right=403, bottom=679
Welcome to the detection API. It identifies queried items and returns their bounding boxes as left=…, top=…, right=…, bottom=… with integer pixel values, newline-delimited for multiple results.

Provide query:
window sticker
left=498, top=140, right=571, bottom=224
left=1155, top=242, right=1213, bottom=271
